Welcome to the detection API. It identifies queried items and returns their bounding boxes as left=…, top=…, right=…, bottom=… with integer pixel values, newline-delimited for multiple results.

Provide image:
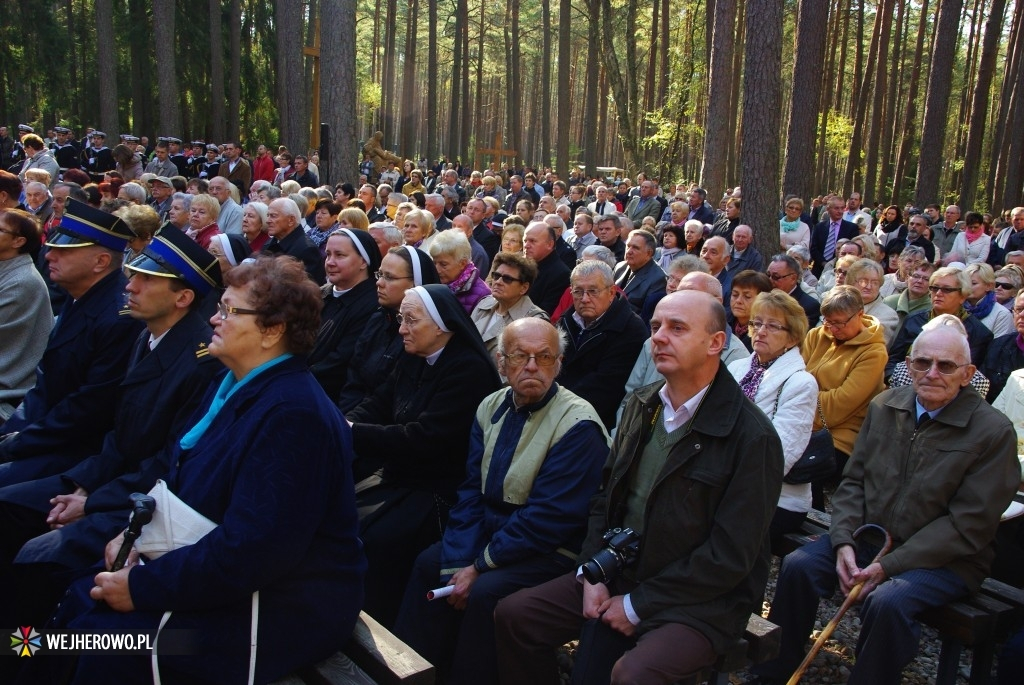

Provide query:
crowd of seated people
left=3, top=149, right=1024, bottom=684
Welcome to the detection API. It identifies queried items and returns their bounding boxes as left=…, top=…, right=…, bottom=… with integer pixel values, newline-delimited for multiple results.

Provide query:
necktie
left=824, top=222, right=839, bottom=261
left=916, top=412, right=931, bottom=429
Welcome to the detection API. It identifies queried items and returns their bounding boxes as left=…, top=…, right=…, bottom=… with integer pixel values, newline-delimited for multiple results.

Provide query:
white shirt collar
left=658, top=382, right=711, bottom=434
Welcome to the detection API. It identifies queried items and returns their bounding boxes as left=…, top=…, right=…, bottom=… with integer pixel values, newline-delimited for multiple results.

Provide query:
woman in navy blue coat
left=44, top=256, right=365, bottom=685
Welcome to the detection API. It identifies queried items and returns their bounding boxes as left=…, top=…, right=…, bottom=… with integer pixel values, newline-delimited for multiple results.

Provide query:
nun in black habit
left=346, top=283, right=502, bottom=628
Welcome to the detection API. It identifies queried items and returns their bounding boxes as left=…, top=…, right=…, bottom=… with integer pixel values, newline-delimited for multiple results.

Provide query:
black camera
left=582, top=527, right=641, bottom=585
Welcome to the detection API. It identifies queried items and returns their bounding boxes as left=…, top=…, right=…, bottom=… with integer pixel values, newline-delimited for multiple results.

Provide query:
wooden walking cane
left=785, top=523, right=893, bottom=685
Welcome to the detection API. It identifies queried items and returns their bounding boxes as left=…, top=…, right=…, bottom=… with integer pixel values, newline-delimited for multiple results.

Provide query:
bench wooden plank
left=271, top=652, right=376, bottom=685
left=346, top=611, right=435, bottom=685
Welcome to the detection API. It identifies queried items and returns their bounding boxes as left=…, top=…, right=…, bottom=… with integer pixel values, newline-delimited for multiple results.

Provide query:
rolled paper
left=426, top=585, right=455, bottom=601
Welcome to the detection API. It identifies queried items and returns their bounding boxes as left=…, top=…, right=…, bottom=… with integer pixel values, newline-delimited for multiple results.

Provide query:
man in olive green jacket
left=494, top=290, right=783, bottom=684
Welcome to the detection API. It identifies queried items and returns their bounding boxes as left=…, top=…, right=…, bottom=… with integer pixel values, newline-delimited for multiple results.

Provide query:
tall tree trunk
left=154, top=0, right=182, bottom=137
left=893, top=0, right=932, bottom=204
left=474, top=2, right=484, bottom=158
left=228, top=0, right=241, bottom=142
left=460, top=7, right=471, bottom=159
left=988, top=0, right=1022, bottom=210
left=863, top=0, right=895, bottom=203
left=508, top=0, right=522, bottom=168
left=915, top=0, right=966, bottom=208
left=209, top=0, right=225, bottom=142
left=448, top=0, right=464, bottom=160
left=658, top=0, right=669, bottom=108
left=426, top=0, right=438, bottom=162
left=726, top=0, right=746, bottom=188
left=400, top=0, right=418, bottom=157
left=701, top=0, right=736, bottom=198
left=380, top=0, right=397, bottom=146
left=541, top=0, right=552, bottom=168
left=600, top=0, right=643, bottom=170
left=322, top=0, right=358, bottom=185
left=96, top=0, right=118, bottom=136
left=128, top=0, right=151, bottom=135
left=583, top=0, right=600, bottom=177
left=740, top=0, right=783, bottom=256
left=960, top=0, right=1008, bottom=209
left=782, top=0, right=829, bottom=202
left=877, top=0, right=906, bottom=202
left=644, top=0, right=659, bottom=126
left=556, top=0, right=571, bottom=174
left=1002, top=53, right=1024, bottom=207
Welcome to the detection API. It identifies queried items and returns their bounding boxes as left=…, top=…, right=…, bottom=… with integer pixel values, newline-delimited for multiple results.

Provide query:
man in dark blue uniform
left=53, top=126, right=81, bottom=172
left=0, top=200, right=143, bottom=487
left=0, top=225, right=224, bottom=639
left=81, top=131, right=115, bottom=181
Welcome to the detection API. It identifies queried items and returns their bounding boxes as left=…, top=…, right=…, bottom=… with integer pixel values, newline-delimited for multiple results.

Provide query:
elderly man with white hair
left=754, top=324, right=1019, bottom=684
left=262, top=197, right=325, bottom=283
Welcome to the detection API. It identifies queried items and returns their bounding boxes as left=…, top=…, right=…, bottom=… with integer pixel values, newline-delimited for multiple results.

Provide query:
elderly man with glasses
left=752, top=324, right=1019, bottom=685
left=554, top=261, right=648, bottom=431
left=394, top=318, right=607, bottom=685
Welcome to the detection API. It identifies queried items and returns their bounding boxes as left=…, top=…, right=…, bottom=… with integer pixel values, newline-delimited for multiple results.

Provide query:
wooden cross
left=303, top=16, right=321, bottom=150
left=476, top=130, right=517, bottom=171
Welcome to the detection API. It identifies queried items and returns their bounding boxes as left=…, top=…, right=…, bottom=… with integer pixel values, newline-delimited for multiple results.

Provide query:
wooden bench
left=772, top=510, right=1024, bottom=685
left=677, top=614, right=781, bottom=685
left=272, top=611, right=434, bottom=685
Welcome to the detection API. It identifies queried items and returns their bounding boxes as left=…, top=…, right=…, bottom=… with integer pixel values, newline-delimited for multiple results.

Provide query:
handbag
left=134, top=480, right=259, bottom=685
left=773, top=384, right=837, bottom=485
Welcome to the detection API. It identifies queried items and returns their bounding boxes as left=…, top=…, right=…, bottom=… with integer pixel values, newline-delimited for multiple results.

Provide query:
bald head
left=452, top=213, right=474, bottom=238
left=678, top=271, right=724, bottom=302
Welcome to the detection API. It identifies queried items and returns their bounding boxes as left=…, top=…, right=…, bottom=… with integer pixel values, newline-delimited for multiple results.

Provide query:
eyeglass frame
left=375, top=270, right=413, bottom=282
left=906, top=356, right=970, bottom=376
left=217, top=302, right=259, bottom=320
left=501, top=351, right=560, bottom=368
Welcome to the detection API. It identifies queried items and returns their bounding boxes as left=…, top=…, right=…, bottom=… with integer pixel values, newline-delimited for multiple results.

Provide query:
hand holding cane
left=786, top=523, right=893, bottom=685
left=111, top=492, right=156, bottom=572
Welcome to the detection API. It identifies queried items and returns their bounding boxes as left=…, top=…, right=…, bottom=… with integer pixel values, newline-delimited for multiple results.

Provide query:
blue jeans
left=754, top=534, right=968, bottom=685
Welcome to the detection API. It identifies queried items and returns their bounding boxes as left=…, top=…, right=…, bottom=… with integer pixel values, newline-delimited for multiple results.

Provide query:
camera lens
left=582, top=549, right=617, bottom=585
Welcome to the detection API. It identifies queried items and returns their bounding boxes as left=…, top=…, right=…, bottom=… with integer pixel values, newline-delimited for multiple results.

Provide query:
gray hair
left=429, top=229, right=472, bottom=262
left=667, top=253, right=710, bottom=275
left=171, top=192, right=193, bottom=212
left=273, top=197, right=302, bottom=223
left=628, top=229, right=656, bottom=253
left=288, top=193, right=308, bottom=216
left=119, top=182, right=147, bottom=204
left=543, top=213, right=566, bottom=235
left=900, top=245, right=927, bottom=261
left=250, top=179, right=272, bottom=193
left=369, top=222, right=404, bottom=247
left=581, top=244, right=618, bottom=270
left=259, top=184, right=282, bottom=200
left=244, top=200, right=269, bottom=225
left=570, top=260, right=614, bottom=287
left=787, top=244, right=812, bottom=266
left=425, top=193, right=444, bottom=210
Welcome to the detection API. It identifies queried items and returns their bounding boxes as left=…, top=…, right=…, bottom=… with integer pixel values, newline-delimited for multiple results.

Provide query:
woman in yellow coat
left=802, top=285, right=887, bottom=509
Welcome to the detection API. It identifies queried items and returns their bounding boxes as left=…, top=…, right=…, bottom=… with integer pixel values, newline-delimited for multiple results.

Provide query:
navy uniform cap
left=168, top=137, right=182, bottom=145
left=92, top=131, right=107, bottom=139
left=54, top=126, right=72, bottom=134
left=46, top=199, right=135, bottom=252
left=127, top=225, right=222, bottom=296
left=191, top=140, right=205, bottom=148
left=18, top=124, right=33, bottom=133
